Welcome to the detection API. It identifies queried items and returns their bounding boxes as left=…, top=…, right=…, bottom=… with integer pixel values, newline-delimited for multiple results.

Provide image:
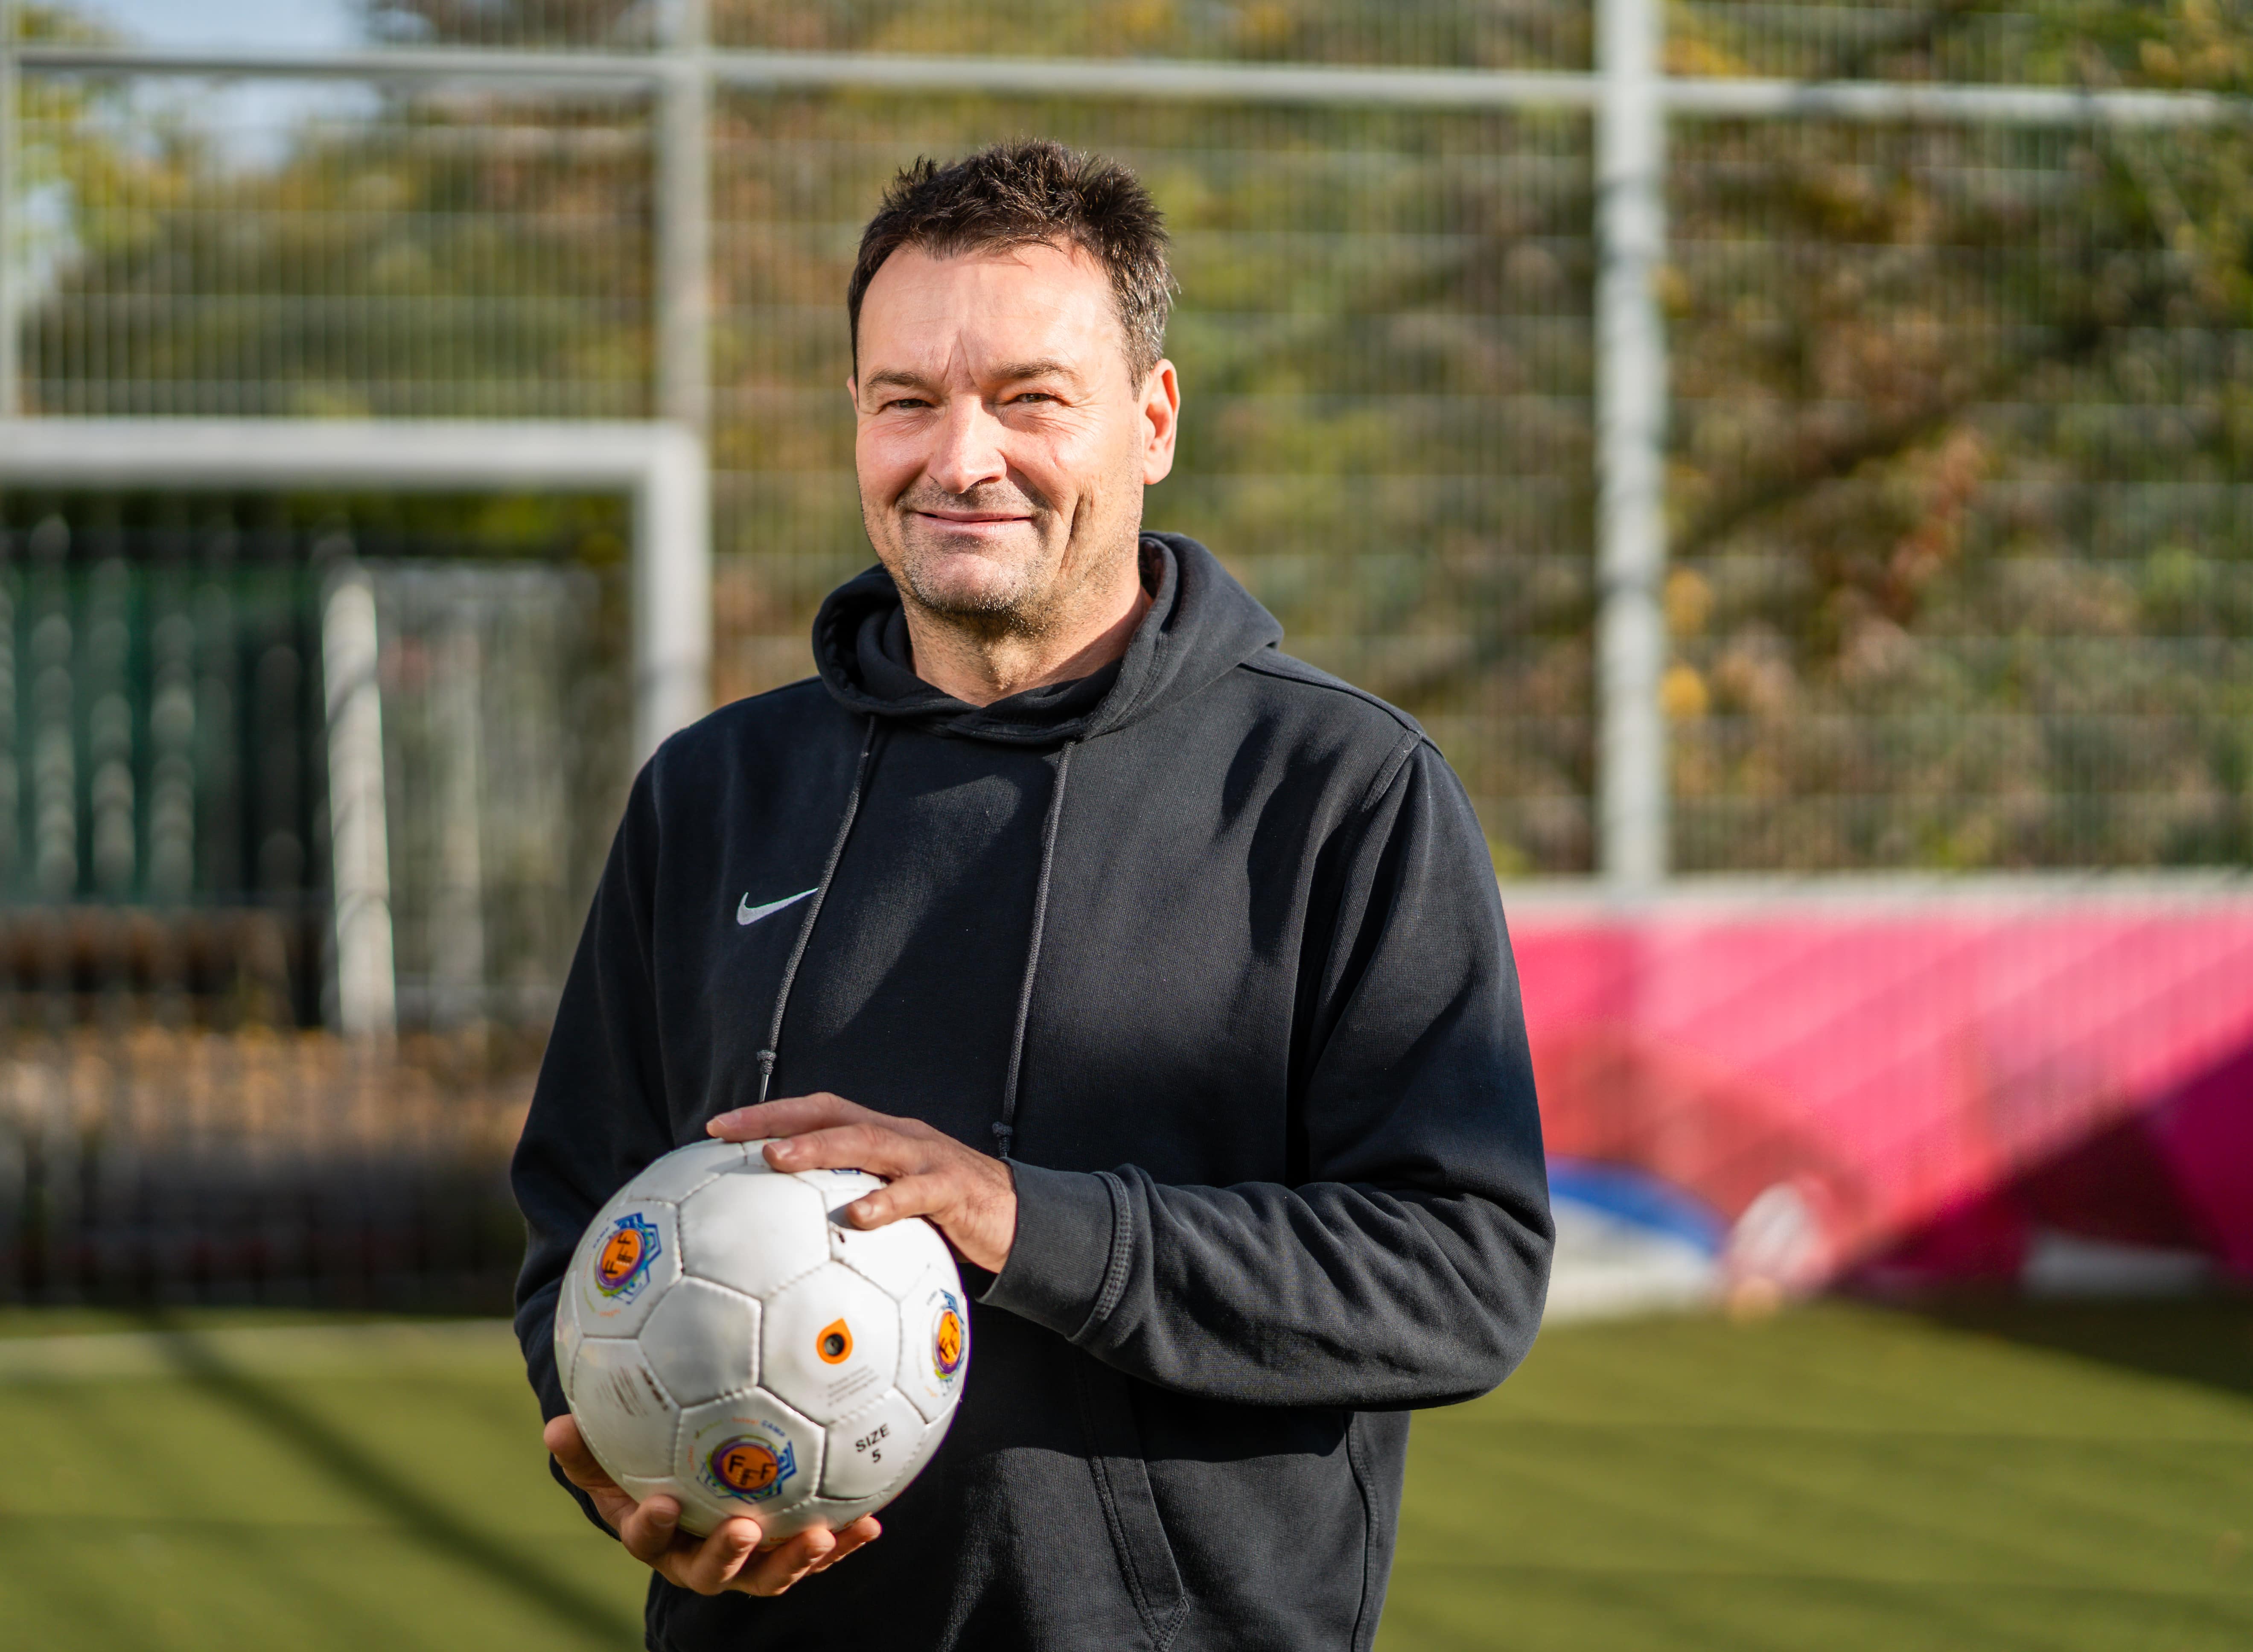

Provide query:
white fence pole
left=1595, top=0, right=1670, bottom=890
left=658, top=0, right=711, bottom=435
left=1, top=0, right=19, bottom=418
left=635, top=425, right=713, bottom=764
left=322, top=567, right=398, bottom=1038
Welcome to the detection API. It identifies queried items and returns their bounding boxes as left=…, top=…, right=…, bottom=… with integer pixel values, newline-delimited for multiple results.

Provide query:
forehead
left=857, top=240, right=1124, bottom=374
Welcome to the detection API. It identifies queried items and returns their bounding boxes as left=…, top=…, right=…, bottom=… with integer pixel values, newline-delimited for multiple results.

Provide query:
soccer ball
left=556, top=1138, right=970, bottom=1541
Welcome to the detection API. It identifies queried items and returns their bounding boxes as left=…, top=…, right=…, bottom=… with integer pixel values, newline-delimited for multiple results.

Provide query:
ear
left=1140, top=360, right=1180, bottom=487
left=845, top=373, right=859, bottom=407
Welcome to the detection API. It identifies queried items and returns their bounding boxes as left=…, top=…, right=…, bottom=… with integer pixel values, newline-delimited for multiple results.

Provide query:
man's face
left=850, top=241, right=1178, bottom=636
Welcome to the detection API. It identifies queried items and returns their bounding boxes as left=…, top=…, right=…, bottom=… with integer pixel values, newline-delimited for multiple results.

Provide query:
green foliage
left=16, top=0, right=2253, bottom=870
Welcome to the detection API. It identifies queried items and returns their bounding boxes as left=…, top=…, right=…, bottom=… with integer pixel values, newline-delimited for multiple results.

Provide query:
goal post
left=0, top=416, right=710, bottom=1035
left=0, top=417, right=712, bottom=767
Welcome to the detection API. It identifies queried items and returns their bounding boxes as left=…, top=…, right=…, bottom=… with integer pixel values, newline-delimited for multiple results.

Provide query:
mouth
left=910, top=510, right=1034, bottom=530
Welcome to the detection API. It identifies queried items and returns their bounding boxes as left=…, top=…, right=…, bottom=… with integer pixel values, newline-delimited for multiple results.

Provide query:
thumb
left=545, top=1414, right=616, bottom=1491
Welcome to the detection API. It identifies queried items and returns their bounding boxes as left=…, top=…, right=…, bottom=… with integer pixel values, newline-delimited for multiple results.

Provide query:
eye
left=881, top=396, right=931, bottom=412
left=1008, top=391, right=1058, bottom=405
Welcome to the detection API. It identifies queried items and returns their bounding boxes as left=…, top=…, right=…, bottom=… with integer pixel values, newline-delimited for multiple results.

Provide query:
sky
left=73, top=0, right=365, bottom=52
left=58, top=1, right=379, bottom=171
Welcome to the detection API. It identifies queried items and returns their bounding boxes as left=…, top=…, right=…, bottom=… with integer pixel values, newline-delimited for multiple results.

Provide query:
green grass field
left=0, top=1301, right=2246, bottom=1649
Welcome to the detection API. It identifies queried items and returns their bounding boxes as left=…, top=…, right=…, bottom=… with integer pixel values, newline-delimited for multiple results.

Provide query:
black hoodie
left=512, top=533, right=1552, bottom=1652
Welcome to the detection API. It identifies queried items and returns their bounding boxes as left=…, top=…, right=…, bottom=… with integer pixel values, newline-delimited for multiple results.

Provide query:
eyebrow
left=861, top=358, right=1085, bottom=396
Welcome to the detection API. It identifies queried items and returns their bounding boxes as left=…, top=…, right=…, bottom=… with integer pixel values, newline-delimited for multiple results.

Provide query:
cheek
left=856, top=424, right=924, bottom=497
left=1007, top=420, right=1121, bottom=507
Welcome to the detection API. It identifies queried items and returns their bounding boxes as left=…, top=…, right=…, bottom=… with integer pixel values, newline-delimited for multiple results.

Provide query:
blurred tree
left=12, top=0, right=2253, bottom=871
left=357, top=0, right=656, bottom=47
left=1654, top=0, right=2253, bottom=868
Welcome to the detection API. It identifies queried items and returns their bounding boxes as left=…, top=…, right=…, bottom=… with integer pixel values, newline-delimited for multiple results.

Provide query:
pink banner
left=1510, top=886, right=2253, bottom=1290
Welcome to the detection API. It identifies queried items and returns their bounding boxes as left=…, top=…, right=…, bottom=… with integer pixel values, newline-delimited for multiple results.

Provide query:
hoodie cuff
left=980, top=1162, right=1125, bottom=1341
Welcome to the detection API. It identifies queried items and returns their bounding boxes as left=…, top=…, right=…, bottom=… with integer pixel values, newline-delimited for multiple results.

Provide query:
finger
left=735, top=1526, right=838, bottom=1597
left=674, top=1518, right=762, bottom=1596
left=805, top=1516, right=881, bottom=1574
left=764, top=1121, right=945, bottom=1179
left=616, top=1492, right=685, bottom=1565
left=706, top=1093, right=869, bottom=1141
left=838, top=1168, right=958, bottom=1229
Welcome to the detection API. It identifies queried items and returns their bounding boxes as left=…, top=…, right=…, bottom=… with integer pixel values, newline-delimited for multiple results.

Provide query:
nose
left=925, top=396, right=1009, bottom=497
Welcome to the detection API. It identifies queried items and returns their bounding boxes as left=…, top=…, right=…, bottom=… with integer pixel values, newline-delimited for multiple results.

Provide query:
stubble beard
left=873, top=484, right=1079, bottom=642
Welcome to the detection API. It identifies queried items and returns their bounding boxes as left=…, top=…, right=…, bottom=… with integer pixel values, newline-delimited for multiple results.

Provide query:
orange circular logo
left=932, top=1291, right=966, bottom=1380
left=593, top=1213, right=660, bottom=1299
left=711, top=1438, right=783, bottom=1495
left=816, top=1319, right=854, bottom=1365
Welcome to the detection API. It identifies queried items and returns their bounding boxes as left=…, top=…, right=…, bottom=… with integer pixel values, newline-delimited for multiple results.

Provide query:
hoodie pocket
left=1073, top=1357, right=1189, bottom=1651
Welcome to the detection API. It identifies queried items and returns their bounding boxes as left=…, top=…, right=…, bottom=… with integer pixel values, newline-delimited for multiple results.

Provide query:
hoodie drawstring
left=993, top=739, right=1076, bottom=1160
left=757, top=717, right=882, bottom=1104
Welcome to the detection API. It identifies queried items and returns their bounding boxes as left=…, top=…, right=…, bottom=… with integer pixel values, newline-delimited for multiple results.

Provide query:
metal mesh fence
left=0, top=492, right=627, bottom=1304
left=15, top=73, right=653, bottom=419
left=708, top=93, right=1597, bottom=870
left=4, top=0, right=2252, bottom=1302
left=1668, top=114, right=2253, bottom=869
left=707, top=0, right=1590, bottom=67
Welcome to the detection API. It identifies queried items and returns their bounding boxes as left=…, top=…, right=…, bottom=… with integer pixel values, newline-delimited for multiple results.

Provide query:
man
left=514, top=140, right=1551, bottom=1651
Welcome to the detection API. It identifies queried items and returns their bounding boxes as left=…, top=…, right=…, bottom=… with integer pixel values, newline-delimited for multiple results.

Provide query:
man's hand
left=545, top=1414, right=879, bottom=1596
left=708, top=1093, right=1018, bottom=1273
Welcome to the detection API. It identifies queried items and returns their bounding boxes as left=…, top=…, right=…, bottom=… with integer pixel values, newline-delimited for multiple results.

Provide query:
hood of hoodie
left=812, top=531, right=1284, bottom=747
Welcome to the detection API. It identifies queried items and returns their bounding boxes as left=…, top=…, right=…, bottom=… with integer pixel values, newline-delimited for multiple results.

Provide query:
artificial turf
left=0, top=1300, right=2245, bottom=1649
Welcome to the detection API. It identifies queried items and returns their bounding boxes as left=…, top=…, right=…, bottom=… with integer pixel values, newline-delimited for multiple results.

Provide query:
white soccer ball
left=556, top=1139, right=970, bottom=1541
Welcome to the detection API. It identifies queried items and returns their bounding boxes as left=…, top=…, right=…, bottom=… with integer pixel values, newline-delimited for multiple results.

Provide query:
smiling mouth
left=913, top=511, right=1031, bottom=526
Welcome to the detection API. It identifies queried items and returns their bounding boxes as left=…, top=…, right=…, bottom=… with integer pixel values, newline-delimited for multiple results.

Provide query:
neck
left=902, top=559, right=1152, bottom=708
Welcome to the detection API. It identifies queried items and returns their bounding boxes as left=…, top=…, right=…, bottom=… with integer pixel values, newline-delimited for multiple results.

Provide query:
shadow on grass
left=1891, top=1295, right=2253, bottom=1402
left=146, top=1311, right=642, bottom=1646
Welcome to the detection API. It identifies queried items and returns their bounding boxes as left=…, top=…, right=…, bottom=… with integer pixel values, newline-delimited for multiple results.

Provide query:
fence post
left=657, top=0, right=711, bottom=435
left=1, top=0, right=19, bottom=418
left=1595, top=0, right=1670, bottom=889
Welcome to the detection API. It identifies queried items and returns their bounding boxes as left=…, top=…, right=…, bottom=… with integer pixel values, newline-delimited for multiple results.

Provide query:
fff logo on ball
left=593, top=1211, right=662, bottom=1302
left=933, top=1290, right=966, bottom=1381
left=702, top=1422, right=799, bottom=1504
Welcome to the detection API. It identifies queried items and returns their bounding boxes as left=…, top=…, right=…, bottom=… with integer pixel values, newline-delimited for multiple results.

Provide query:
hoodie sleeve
left=510, top=759, right=676, bottom=1531
left=981, top=737, right=1552, bottom=1410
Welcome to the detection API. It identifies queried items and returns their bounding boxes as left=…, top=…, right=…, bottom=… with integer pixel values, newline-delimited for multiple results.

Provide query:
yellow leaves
left=1659, top=663, right=1710, bottom=721
left=1664, top=568, right=1713, bottom=638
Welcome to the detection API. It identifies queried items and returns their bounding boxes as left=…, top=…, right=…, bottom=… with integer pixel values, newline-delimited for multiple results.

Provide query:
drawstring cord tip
left=990, top=1121, right=1014, bottom=1159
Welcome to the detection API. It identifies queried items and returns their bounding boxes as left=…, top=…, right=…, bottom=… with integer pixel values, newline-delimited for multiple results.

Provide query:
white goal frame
left=0, top=416, right=710, bottom=1033
left=0, top=417, right=711, bottom=763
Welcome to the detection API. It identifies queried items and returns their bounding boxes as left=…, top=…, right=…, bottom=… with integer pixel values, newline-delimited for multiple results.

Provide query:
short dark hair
left=848, top=140, right=1175, bottom=383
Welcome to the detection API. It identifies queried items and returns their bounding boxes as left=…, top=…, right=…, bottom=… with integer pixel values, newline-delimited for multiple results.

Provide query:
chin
left=898, top=545, right=1042, bottom=621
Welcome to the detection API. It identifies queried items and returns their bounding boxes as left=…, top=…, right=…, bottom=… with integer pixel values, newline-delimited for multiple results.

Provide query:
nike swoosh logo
left=737, top=888, right=817, bottom=927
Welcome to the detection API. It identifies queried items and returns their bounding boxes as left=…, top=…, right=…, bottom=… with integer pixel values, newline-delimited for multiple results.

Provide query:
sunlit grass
left=0, top=1302, right=2246, bottom=1650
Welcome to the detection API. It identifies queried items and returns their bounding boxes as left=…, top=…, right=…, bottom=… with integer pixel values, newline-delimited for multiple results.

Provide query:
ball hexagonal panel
left=819, top=1390, right=929, bottom=1503
left=760, top=1262, right=902, bottom=1425
left=639, top=1277, right=760, bottom=1407
left=896, top=1272, right=971, bottom=1425
left=566, top=1336, right=678, bottom=1481
left=678, top=1168, right=829, bottom=1299
left=627, top=1139, right=750, bottom=1205
left=829, top=1209, right=949, bottom=1302
left=569, top=1196, right=682, bottom=1338
left=794, top=1166, right=885, bottom=1214
left=676, top=1391, right=823, bottom=1538
left=878, top=1393, right=954, bottom=1500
